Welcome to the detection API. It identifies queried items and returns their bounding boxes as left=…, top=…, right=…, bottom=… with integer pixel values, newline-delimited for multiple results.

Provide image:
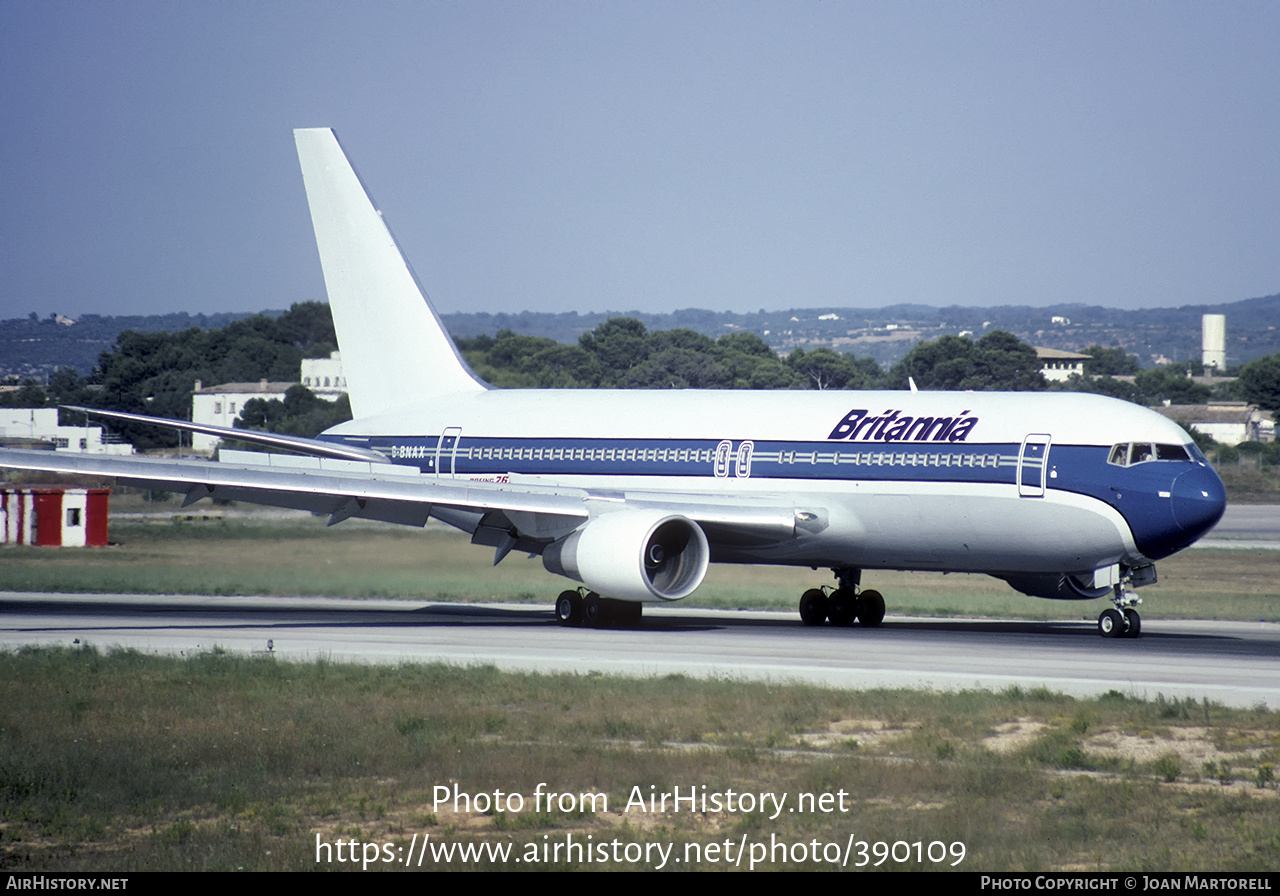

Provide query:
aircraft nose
left=1171, top=464, right=1227, bottom=538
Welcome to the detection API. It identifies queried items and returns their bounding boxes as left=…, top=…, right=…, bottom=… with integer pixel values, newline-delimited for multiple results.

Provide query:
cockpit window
left=1108, top=442, right=1195, bottom=466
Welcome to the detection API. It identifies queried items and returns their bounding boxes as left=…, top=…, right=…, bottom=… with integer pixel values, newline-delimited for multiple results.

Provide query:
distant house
left=190, top=379, right=295, bottom=452
left=1034, top=347, right=1091, bottom=383
left=300, top=351, right=347, bottom=400
left=1150, top=402, right=1273, bottom=446
left=0, top=408, right=133, bottom=455
left=190, top=353, right=347, bottom=453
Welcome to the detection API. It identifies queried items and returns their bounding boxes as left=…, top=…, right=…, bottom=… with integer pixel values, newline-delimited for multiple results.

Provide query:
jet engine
left=542, top=511, right=710, bottom=602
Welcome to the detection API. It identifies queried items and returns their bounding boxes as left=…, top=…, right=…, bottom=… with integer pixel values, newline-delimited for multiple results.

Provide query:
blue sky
left=2, top=1, right=1277, bottom=319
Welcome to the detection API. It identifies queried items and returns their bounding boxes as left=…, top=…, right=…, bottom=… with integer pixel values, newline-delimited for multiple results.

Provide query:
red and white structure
left=0, top=485, right=110, bottom=547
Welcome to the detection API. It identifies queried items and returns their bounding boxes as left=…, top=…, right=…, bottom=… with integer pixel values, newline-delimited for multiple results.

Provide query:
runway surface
left=3, top=591, right=1277, bottom=708
left=1195, top=502, right=1280, bottom=550
left=3, top=506, right=1276, bottom=705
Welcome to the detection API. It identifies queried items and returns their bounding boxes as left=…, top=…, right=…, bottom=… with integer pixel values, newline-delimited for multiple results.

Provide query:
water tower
left=1202, top=314, right=1225, bottom=371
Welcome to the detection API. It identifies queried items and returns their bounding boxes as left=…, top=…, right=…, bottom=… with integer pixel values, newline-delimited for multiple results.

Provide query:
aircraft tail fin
left=294, top=128, right=487, bottom=419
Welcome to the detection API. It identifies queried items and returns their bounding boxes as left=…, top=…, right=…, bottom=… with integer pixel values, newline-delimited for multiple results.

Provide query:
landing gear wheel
left=1122, top=608, right=1141, bottom=638
left=826, top=588, right=858, bottom=627
left=616, top=602, right=643, bottom=627
left=857, top=590, right=886, bottom=627
left=799, top=588, right=829, bottom=626
left=583, top=592, right=604, bottom=627
left=1098, top=608, right=1124, bottom=638
left=555, top=590, right=583, bottom=626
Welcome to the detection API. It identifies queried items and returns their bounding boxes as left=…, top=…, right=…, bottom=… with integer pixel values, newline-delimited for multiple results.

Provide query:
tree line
left=4, top=304, right=1279, bottom=449
left=456, top=320, right=1047, bottom=393
left=1, top=303, right=344, bottom=449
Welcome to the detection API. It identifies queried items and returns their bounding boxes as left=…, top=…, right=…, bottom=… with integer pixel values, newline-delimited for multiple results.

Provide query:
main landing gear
left=798, top=568, right=886, bottom=628
left=1098, top=586, right=1142, bottom=639
left=555, top=588, right=643, bottom=628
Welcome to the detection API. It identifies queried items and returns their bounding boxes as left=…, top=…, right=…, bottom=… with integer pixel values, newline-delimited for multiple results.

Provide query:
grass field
left=3, top=500, right=1277, bottom=872
left=1217, top=466, right=1280, bottom=504
left=0, top=502, right=1276, bottom=623
left=1, top=646, right=1277, bottom=872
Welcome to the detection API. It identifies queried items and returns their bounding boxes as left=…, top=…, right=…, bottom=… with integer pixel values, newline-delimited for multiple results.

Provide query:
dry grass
left=1, top=648, right=1277, bottom=872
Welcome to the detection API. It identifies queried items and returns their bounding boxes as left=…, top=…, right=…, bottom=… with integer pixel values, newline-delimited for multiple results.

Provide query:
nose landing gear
left=1098, top=585, right=1142, bottom=638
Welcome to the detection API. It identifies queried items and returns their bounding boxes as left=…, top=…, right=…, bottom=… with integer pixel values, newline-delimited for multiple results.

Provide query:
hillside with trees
left=6, top=301, right=1279, bottom=454
left=1, top=303, right=342, bottom=449
left=456, top=320, right=879, bottom=391
left=5, top=292, right=1277, bottom=381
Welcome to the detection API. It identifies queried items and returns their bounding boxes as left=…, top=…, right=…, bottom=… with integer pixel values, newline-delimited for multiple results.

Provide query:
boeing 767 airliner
left=0, top=129, right=1227, bottom=638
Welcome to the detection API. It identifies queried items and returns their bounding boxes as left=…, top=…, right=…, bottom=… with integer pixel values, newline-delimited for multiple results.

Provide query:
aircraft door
left=1018, top=434, right=1051, bottom=497
left=436, top=426, right=462, bottom=478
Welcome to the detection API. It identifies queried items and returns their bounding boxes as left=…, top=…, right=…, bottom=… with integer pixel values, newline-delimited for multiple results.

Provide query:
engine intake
left=542, top=511, right=710, bottom=602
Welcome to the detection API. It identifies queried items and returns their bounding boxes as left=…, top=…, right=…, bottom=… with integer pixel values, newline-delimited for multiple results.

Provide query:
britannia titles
left=827, top=408, right=979, bottom=443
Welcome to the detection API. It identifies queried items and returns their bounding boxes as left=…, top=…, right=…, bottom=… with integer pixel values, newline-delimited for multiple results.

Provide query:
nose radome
left=1171, top=465, right=1227, bottom=537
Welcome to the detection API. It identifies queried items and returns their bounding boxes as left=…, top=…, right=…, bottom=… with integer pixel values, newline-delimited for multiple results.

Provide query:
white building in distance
left=0, top=408, right=133, bottom=455
left=301, top=351, right=347, bottom=399
left=190, top=353, right=346, bottom=453
left=1151, top=402, right=1272, bottom=446
left=190, top=380, right=295, bottom=452
left=1034, top=347, right=1091, bottom=382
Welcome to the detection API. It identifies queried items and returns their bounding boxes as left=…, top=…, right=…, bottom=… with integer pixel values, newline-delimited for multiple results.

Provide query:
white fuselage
left=322, top=388, right=1225, bottom=580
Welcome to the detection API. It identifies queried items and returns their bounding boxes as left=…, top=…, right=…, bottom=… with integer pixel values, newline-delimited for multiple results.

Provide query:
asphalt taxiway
left=3, top=505, right=1276, bottom=705
left=2, top=591, right=1276, bottom=708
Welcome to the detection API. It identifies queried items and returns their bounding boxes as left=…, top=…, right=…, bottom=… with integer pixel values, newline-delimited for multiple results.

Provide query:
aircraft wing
left=0, top=447, right=586, bottom=526
left=0, top=448, right=805, bottom=554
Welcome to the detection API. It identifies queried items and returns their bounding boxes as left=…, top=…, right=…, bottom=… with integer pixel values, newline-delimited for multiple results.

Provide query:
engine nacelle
left=542, top=511, right=710, bottom=602
left=998, top=572, right=1114, bottom=601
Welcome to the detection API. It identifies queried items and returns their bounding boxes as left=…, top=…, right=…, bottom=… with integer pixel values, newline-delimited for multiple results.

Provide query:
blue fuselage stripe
left=348, top=432, right=1059, bottom=486
left=327, top=433, right=1213, bottom=561
left=366, top=435, right=1029, bottom=484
